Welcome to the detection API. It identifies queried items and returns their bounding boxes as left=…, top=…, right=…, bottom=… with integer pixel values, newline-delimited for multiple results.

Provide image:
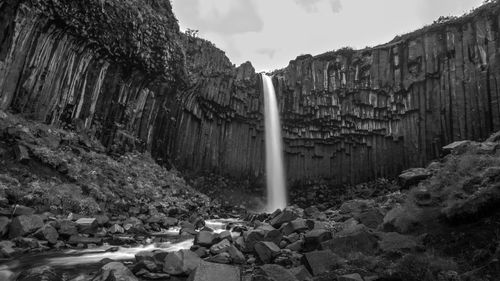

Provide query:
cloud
left=257, top=48, right=278, bottom=59
left=294, top=0, right=343, bottom=13
left=172, top=0, right=263, bottom=35
left=330, top=0, right=342, bottom=13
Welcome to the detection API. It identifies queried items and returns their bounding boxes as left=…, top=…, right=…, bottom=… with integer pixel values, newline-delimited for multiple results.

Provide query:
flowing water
left=262, top=74, right=287, bottom=212
left=0, top=219, right=242, bottom=281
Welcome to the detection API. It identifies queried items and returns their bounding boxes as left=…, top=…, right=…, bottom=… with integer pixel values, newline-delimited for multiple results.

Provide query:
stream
left=0, top=219, right=242, bottom=281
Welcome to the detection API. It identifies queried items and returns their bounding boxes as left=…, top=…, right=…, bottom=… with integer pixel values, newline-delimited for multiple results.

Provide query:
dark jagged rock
left=321, top=230, right=379, bottom=258
left=253, top=264, right=299, bottom=281
left=162, top=250, right=202, bottom=276
left=254, top=241, right=281, bottom=263
left=187, top=261, right=240, bottom=281
left=398, top=168, right=432, bottom=189
left=33, top=224, right=59, bottom=244
left=93, top=262, right=138, bottom=281
left=9, top=214, right=44, bottom=238
left=302, top=250, right=345, bottom=276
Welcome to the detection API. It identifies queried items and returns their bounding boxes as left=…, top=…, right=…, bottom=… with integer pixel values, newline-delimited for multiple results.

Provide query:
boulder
left=163, top=250, right=202, bottom=275
left=0, top=216, right=10, bottom=237
left=9, top=215, right=44, bottom=238
left=321, top=230, right=379, bottom=258
left=109, top=224, right=125, bottom=234
left=398, top=168, right=432, bottom=189
left=58, top=220, right=78, bottom=237
left=0, top=240, right=16, bottom=257
left=14, top=144, right=31, bottom=164
left=281, top=219, right=309, bottom=236
left=93, top=262, right=138, bottom=281
left=243, top=229, right=266, bottom=252
left=443, top=140, right=471, bottom=154
left=68, top=235, right=102, bottom=245
left=288, top=265, right=313, bottom=281
left=34, top=224, right=59, bottom=244
left=303, top=229, right=332, bottom=251
left=17, top=266, right=61, bottom=281
left=195, top=231, right=218, bottom=247
left=269, top=209, right=298, bottom=228
left=95, top=215, right=110, bottom=226
left=12, top=205, right=35, bottom=216
left=206, top=252, right=231, bottom=264
left=210, top=237, right=231, bottom=250
left=161, top=217, right=178, bottom=228
left=338, top=273, right=364, bottom=281
left=254, top=264, right=299, bottom=281
left=225, top=245, right=245, bottom=264
left=356, top=209, right=383, bottom=229
left=187, top=261, right=240, bottom=281
left=254, top=241, right=281, bottom=263
left=303, top=250, right=345, bottom=276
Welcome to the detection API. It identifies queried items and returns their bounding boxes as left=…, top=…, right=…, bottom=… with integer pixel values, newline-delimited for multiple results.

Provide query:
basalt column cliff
left=2, top=0, right=500, bottom=185
left=273, top=4, right=500, bottom=184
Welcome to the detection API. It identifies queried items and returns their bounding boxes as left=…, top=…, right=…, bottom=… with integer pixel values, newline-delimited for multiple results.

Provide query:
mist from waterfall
left=262, top=74, right=287, bottom=212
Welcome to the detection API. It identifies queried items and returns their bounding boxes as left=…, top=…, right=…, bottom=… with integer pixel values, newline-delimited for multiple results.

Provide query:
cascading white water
left=262, top=74, right=287, bottom=212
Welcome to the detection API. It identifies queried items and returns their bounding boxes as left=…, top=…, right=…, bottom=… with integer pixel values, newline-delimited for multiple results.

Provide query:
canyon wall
left=273, top=4, right=500, bottom=184
left=2, top=0, right=500, bottom=186
left=0, top=0, right=187, bottom=155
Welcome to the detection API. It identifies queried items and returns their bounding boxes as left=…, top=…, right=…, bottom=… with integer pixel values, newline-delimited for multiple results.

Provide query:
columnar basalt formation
left=273, top=3, right=500, bottom=184
left=0, top=0, right=185, bottom=153
left=2, top=0, right=500, bottom=185
left=154, top=36, right=264, bottom=176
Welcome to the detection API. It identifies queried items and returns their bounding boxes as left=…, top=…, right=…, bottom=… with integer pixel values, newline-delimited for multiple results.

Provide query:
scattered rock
left=109, top=224, right=125, bottom=234
left=338, top=273, right=364, bottom=281
left=356, top=209, right=383, bottom=229
left=288, top=265, right=313, bottom=281
left=399, top=168, right=432, bottom=189
left=303, top=229, right=332, bottom=251
left=93, top=262, right=138, bottom=281
left=443, top=140, right=471, bottom=154
left=254, top=264, right=299, bottom=281
left=58, top=220, right=78, bottom=237
left=12, top=205, right=35, bottom=216
left=321, top=230, right=379, bottom=258
left=269, top=209, right=298, bottom=228
left=14, top=144, right=31, bottom=164
left=254, top=241, right=281, bottom=263
left=76, top=218, right=98, bottom=234
left=281, top=219, right=309, bottom=236
left=68, top=235, right=102, bottom=245
left=9, top=215, right=44, bottom=238
left=163, top=250, right=202, bottom=275
left=303, top=250, right=345, bottom=276
left=17, top=266, right=61, bottom=281
left=34, top=224, right=59, bottom=244
left=0, top=216, right=10, bottom=237
left=195, top=231, right=218, bottom=247
left=187, top=261, right=240, bottom=281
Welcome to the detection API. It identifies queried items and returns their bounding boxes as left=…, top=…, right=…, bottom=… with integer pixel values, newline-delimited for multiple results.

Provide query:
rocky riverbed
left=1, top=110, right=500, bottom=281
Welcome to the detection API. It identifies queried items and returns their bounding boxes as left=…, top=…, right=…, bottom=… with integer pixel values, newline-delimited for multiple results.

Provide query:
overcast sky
left=171, top=0, right=484, bottom=71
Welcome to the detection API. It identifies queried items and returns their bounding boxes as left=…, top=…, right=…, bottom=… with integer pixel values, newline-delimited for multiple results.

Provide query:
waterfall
left=262, top=74, right=287, bottom=212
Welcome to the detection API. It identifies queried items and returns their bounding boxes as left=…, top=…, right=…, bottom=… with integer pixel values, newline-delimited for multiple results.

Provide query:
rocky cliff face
left=272, top=3, right=500, bottom=184
left=2, top=0, right=500, bottom=186
left=0, top=0, right=185, bottom=154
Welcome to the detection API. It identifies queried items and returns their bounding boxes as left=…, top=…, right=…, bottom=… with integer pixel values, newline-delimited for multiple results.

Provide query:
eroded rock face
left=3, top=0, right=500, bottom=187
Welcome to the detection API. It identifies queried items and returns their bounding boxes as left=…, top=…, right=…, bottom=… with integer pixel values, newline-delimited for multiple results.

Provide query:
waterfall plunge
left=262, top=74, right=287, bottom=212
